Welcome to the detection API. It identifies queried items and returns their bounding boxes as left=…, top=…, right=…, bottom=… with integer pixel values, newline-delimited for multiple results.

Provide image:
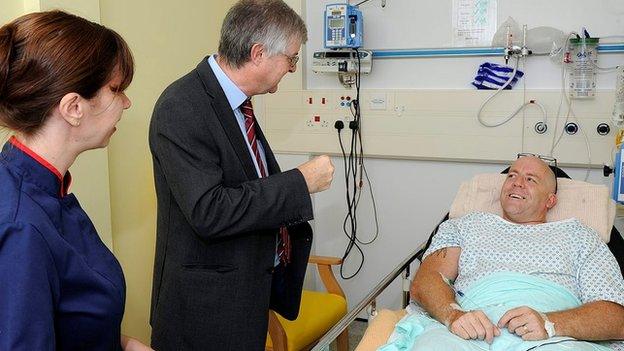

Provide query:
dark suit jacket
left=149, top=56, right=314, bottom=351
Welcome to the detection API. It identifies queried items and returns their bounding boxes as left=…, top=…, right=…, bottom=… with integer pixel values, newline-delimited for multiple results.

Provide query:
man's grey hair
left=218, top=0, right=308, bottom=68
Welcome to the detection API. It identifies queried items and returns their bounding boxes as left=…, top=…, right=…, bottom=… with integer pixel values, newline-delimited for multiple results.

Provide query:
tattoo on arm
left=433, top=248, right=448, bottom=258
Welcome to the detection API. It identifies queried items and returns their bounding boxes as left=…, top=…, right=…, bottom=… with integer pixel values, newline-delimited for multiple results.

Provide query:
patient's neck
left=502, top=212, right=547, bottom=225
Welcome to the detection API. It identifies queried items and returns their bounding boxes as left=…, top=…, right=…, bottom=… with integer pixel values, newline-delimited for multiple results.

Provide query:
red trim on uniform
left=9, top=136, right=70, bottom=196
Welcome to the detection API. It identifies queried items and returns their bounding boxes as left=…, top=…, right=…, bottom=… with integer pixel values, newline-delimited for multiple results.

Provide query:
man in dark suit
left=148, top=0, right=335, bottom=349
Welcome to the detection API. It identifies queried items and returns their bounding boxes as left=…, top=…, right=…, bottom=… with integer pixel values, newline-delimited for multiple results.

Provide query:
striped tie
left=240, top=99, right=267, bottom=177
left=241, top=99, right=291, bottom=265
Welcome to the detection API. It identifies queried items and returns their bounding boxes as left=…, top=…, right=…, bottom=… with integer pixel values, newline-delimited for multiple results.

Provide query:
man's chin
left=501, top=204, right=523, bottom=217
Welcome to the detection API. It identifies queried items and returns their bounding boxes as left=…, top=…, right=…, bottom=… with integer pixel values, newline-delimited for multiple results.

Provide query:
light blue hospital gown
left=423, top=212, right=624, bottom=350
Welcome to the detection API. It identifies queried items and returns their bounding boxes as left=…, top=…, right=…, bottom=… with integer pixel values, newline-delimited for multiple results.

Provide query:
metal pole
left=311, top=243, right=425, bottom=351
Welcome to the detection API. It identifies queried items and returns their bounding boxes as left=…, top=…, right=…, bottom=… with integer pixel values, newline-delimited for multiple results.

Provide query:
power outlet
left=306, top=115, right=329, bottom=129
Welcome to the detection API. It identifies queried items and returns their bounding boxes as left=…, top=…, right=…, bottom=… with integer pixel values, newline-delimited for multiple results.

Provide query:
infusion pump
left=311, top=50, right=372, bottom=74
left=324, top=3, right=363, bottom=49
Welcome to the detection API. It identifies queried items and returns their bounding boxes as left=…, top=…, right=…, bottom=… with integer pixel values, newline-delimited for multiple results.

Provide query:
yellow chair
left=266, top=255, right=349, bottom=351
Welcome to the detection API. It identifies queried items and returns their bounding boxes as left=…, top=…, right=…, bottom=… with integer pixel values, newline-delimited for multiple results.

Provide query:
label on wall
left=452, top=0, right=497, bottom=47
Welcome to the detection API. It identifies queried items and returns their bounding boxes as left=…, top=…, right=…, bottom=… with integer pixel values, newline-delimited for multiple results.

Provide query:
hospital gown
left=423, top=212, right=624, bottom=350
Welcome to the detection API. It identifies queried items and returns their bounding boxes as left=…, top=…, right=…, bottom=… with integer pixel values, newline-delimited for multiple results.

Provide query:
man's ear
left=249, top=43, right=264, bottom=66
left=58, top=93, right=84, bottom=127
left=546, top=193, right=558, bottom=209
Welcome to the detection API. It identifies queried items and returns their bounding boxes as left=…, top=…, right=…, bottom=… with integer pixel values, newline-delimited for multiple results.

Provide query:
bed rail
left=311, top=242, right=426, bottom=350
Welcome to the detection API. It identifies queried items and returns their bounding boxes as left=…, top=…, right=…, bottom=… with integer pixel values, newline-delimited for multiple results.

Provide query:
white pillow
left=449, top=173, right=615, bottom=243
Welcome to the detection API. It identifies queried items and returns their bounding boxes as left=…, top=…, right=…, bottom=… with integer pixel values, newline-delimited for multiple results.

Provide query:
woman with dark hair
left=0, top=11, right=152, bottom=351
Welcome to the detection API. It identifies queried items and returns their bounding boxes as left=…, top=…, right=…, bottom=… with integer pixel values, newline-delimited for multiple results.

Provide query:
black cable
left=355, top=162, right=379, bottom=244
left=337, top=48, right=380, bottom=279
left=354, top=0, right=374, bottom=6
left=337, top=112, right=363, bottom=280
left=338, top=124, right=354, bottom=241
left=340, top=50, right=363, bottom=279
left=338, top=76, right=361, bottom=279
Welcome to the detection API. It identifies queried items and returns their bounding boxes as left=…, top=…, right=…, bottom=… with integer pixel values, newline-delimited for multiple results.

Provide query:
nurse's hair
left=0, top=10, right=134, bottom=135
left=218, top=0, right=307, bottom=68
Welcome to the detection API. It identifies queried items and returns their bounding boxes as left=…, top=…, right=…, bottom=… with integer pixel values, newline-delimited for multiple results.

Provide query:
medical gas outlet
left=534, top=122, right=547, bottom=134
left=597, top=123, right=610, bottom=136
left=564, top=122, right=579, bottom=135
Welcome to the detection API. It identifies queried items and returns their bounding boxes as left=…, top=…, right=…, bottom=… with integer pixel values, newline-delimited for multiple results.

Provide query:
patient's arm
left=410, top=247, right=460, bottom=322
left=498, top=301, right=624, bottom=341
left=547, top=300, right=624, bottom=340
left=411, top=247, right=500, bottom=344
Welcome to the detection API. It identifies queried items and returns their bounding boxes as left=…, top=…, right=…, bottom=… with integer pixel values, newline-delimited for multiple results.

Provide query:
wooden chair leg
left=336, top=327, right=349, bottom=351
left=268, top=310, right=288, bottom=351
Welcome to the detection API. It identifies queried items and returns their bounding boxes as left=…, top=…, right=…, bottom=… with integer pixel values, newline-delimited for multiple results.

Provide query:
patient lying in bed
left=379, top=155, right=624, bottom=351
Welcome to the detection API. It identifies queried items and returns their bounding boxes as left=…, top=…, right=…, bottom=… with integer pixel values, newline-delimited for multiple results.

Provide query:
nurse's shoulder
left=0, top=161, right=57, bottom=261
left=0, top=171, right=59, bottom=346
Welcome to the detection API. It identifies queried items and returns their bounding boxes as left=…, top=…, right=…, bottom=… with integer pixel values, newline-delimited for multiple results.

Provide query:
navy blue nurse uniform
left=0, top=137, right=126, bottom=351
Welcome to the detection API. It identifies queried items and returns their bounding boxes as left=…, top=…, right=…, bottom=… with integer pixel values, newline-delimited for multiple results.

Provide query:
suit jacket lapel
left=194, top=57, right=259, bottom=181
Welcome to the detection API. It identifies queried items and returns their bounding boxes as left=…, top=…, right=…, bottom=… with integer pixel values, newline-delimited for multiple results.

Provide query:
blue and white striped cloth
left=472, top=62, right=524, bottom=90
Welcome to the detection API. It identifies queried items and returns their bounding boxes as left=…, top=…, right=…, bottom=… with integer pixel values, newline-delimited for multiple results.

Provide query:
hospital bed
left=310, top=167, right=624, bottom=351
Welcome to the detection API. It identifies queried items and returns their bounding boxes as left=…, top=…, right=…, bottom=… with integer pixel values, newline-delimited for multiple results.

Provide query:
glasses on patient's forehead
left=517, top=153, right=558, bottom=168
left=281, top=52, right=299, bottom=67
left=516, top=153, right=558, bottom=193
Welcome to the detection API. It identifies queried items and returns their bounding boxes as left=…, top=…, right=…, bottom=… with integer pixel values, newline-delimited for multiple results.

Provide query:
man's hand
left=447, top=309, right=501, bottom=344
left=297, top=155, right=334, bottom=193
left=121, top=335, right=154, bottom=351
left=498, top=306, right=548, bottom=341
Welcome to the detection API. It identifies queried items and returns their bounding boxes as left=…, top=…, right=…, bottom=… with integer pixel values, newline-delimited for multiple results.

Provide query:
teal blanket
left=378, top=272, right=611, bottom=351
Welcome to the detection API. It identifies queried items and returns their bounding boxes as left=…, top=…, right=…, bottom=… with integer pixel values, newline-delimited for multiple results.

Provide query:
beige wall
left=41, top=0, right=100, bottom=20
left=100, top=0, right=237, bottom=343
left=0, top=0, right=99, bottom=24
left=0, top=0, right=24, bottom=25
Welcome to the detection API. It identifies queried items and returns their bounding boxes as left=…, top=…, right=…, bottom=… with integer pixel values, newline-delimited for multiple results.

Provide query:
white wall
left=275, top=0, right=624, bottom=315
left=305, top=0, right=624, bottom=89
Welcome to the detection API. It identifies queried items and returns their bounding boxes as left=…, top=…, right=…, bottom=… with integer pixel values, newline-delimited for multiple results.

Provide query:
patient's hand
left=498, top=306, right=548, bottom=341
left=447, top=309, right=501, bottom=344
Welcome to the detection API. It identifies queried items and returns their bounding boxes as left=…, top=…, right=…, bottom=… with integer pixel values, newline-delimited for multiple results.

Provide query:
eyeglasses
left=281, top=52, right=299, bottom=67
left=516, top=153, right=558, bottom=193
left=516, top=153, right=558, bottom=168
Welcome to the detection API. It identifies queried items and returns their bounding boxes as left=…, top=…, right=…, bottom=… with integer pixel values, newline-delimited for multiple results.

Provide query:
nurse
left=0, top=11, right=151, bottom=351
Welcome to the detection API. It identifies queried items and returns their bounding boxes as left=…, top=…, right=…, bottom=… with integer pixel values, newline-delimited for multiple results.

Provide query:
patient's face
left=500, top=157, right=557, bottom=224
